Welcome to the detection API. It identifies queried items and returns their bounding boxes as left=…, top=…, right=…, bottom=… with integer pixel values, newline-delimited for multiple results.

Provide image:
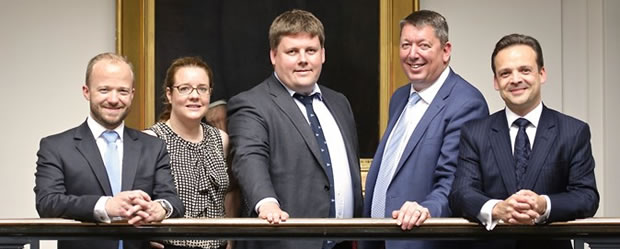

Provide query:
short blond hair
left=85, top=52, right=134, bottom=86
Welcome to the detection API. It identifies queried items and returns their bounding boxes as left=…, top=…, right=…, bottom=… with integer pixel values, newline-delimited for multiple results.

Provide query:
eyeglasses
left=171, top=84, right=211, bottom=95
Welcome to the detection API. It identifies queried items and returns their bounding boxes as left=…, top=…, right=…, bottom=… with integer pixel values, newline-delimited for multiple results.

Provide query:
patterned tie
left=293, top=93, right=337, bottom=249
left=102, top=130, right=121, bottom=195
left=293, top=93, right=336, bottom=218
left=101, top=130, right=123, bottom=249
left=371, top=92, right=421, bottom=218
left=513, top=118, right=531, bottom=189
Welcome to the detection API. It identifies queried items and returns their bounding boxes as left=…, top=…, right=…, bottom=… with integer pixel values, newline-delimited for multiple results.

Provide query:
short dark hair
left=269, top=9, right=325, bottom=50
left=400, top=10, right=449, bottom=46
left=491, top=33, right=544, bottom=75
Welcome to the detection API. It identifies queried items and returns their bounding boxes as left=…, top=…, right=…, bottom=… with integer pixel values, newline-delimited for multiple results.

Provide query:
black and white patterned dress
left=149, top=122, right=229, bottom=249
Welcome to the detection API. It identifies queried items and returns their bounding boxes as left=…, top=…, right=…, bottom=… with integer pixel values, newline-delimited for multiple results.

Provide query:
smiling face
left=166, top=66, right=211, bottom=122
left=493, top=44, right=546, bottom=116
left=83, top=59, right=134, bottom=130
left=399, top=24, right=451, bottom=91
left=270, top=32, right=325, bottom=94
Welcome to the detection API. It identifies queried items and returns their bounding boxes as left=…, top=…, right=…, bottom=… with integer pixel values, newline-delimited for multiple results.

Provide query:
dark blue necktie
left=293, top=93, right=336, bottom=218
left=293, top=93, right=337, bottom=249
left=513, top=118, right=531, bottom=189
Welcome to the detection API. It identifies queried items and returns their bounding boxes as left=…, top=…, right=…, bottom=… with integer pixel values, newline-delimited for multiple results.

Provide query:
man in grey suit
left=34, top=52, right=184, bottom=249
left=449, top=34, right=599, bottom=249
left=228, top=9, right=362, bottom=249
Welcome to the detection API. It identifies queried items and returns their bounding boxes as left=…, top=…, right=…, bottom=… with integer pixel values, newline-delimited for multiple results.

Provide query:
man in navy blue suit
left=362, top=10, right=488, bottom=249
left=449, top=34, right=599, bottom=249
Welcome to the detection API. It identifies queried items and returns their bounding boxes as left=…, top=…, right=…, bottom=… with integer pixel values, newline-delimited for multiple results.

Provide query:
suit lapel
left=74, top=121, right=113, bottom=196
left=122, top=128, right=139, bottom=191
left=522, top=106, right=556, bottom=189
left=392, top=71, right=456, bottom=176
left=267, top=76, right=324, bottom=169
left=489, top=111, right=519, bottom=194
left=321, top=90, right=360, bottom=177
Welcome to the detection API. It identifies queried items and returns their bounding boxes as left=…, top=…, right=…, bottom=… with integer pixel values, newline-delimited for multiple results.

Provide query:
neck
left=166, top=115, right=202, bottom=143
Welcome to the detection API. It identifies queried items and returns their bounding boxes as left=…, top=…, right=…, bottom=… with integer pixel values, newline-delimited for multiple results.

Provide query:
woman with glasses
left=145, top=56, right=237, bottom=249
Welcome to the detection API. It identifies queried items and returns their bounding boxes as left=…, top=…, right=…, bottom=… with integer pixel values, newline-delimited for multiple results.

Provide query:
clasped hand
left=105, top=190, right=166, bottom=225
left=492, top=189, right=547, bottom=225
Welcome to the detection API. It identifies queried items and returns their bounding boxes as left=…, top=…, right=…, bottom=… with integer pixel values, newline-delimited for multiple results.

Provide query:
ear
left=442, top=41, right=452, bottom=63
left=539, top=66, right=547, bottom=85
left=165, top=87, right=172, bottom=103
left=321, top=47, right=326, bottom=64
left=493, top=76, right=500, bottom=91
left=270, top=49, right=277, bottom=65
left=82, top=85, right=90, bottom=101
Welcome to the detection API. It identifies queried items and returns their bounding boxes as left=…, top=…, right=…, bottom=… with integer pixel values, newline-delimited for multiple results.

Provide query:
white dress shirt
left=88, top=115, right=126, bottom=223
left=254, top=73, right=354, bottom=218
left=478, top=102, right=551, bottom=230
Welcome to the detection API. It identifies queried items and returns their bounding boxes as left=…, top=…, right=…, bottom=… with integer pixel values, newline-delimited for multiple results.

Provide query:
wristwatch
left=155, top=200, right=173, bottom=218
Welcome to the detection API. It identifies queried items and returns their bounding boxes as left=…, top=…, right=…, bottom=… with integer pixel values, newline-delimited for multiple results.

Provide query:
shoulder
left=229, top=77, right=272, bottom=104
left=462, top=110, right=502, bottom=133
left=39, top=123, right=84, bottom=145
left=544, top=107, right=589, bottom=131
left=126, top=127, right=165, bottom=146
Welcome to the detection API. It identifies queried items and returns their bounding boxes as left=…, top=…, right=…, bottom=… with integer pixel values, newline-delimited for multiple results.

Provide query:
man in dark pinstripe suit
left=449, top=34, right=599, bottom=249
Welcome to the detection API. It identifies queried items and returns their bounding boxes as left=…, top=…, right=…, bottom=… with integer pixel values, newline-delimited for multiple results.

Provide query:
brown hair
left=159, top=56, right=214, bottom=121
left=491, top=33, right=544, bottom=75
left=268, top=9, right=325, bottom=50
left=400, top=10, right=449, bottom=46
left=85, top=52, right=134, bottom=86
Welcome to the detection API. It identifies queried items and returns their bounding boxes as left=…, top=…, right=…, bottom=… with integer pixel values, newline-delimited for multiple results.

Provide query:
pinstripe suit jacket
left=449, top=105, right=599, bottom=249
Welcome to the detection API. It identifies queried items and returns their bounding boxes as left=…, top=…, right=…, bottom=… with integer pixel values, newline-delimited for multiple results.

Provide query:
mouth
left=294, top=69, right=312, bottom=75
left=186, top=104, right=203, bottom=109
left=509, top=87, right=528, bottom=95
left=406, top=61, right=425, bottom=70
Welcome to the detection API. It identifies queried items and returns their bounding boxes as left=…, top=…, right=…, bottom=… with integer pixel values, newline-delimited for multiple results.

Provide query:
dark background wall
left=155, top=0, right=379, bottom=157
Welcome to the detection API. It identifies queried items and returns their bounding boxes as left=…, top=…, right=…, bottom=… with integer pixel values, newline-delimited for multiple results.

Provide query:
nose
left=407, top=46, right=419, bottom=60
left=107, top=90, right=120, bottom=104
left=298, top=51, right=308, bottom=65
left=510, top=72, right=522, bottom=84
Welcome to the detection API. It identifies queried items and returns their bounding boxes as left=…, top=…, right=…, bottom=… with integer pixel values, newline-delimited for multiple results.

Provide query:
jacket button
left=324, top=185, right=330, bottom=191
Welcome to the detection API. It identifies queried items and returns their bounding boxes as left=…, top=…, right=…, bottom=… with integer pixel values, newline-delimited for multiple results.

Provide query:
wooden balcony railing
left=1, top=218, right=619, bottom=249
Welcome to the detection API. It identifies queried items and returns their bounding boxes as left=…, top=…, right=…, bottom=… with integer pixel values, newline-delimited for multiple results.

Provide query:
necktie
left=102, top=131, right=124, bottom=249
left=293, top=93, right=336, bottom=218
left=371, top=92, right=421, bottom=218
left=513, top=118, right=531, bottom=189
left=102, top=130, right=121, bottom=195
left=293, top=93, right=337, bottom=249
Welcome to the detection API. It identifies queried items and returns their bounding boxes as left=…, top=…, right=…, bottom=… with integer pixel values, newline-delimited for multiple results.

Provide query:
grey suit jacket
left=34, top=121, right=184, bottom=249
left=228, top=74, right=363, bottom=249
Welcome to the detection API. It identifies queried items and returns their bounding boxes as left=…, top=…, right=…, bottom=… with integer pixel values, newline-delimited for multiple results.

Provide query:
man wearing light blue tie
left=362, top=10, right=488, bottom=249
left=34, top=52, right=184, bottom=249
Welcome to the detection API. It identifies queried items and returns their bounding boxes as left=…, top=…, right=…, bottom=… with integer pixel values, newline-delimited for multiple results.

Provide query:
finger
left=416, top=210, right=430, bottom=226
left=266, top=213, right=273, bottom=223
left=272, top=213, right=281, bottom=224
left=150, top=242, right=164, bottom=249
left=280, top=211, right=289, bottom=221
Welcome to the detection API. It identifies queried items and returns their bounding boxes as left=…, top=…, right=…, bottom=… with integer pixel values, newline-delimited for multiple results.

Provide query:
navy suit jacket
left=449, top=106, right=599, bottom=249
left=228, top=75, right=363, bottom=249
left=363, top=69, right=488, bottom=249
left=34, top=121, right=184, bottom=249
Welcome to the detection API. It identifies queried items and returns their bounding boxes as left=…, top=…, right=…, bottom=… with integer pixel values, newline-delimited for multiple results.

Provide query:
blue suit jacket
left=449, top=106, right=599, bottom=249
left=363, top=69, right=488, bottom=249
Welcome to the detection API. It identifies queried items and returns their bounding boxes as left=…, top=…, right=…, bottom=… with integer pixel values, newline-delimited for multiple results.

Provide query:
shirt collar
left=505, top=101, right=543, bottom=128
left=87, top=114, right=125, bottom=141
left=409, top=66, right=451, bottom=104
left=274, top=72, right=323, bottom=101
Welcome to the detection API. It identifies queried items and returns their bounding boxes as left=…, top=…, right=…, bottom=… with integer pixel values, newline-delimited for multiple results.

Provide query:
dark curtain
left=155, top=0, right=379, bottom=157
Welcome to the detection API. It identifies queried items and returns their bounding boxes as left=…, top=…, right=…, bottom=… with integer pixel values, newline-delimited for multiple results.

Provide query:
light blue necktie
left=102, top=130, right=121, bottom=195
left=101, top=130, right=123, bottom=249
left=371, top=92, right=421, bottom=218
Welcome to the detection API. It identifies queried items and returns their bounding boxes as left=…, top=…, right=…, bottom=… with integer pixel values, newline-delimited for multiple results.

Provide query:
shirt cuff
left=209, top=100, right=227, bottom=108
left=255, top=197, right=279, bottom=213
left=478, top=199, right=502, bottom=231
left=535, top=195, right=551, bottom=224
left=94, top=196, right=112, bottom=223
